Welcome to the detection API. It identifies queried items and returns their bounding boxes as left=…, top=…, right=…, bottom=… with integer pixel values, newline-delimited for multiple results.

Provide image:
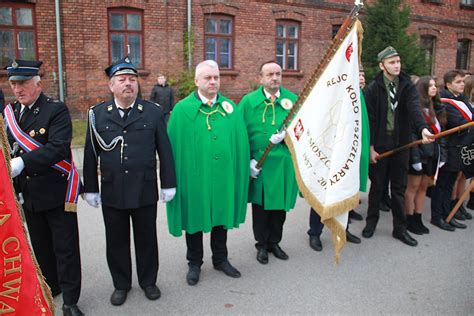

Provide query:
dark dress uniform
left=6, top=92, right=82, bottom=306
left=83, top=98, right=176, bottom=291
left=0, top=88, right=4, bottom=110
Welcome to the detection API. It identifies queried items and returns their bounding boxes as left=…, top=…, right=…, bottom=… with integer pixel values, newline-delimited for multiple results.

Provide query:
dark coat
left=365, top=71, right=428, bottom=152
left=83, top=98, right=176, bottom=209
left=439, top=90, right=474, bottom=171
left=150, top=84, right=174, bottom=114
left=6, top=93, right=73, bottom=212
left=0, top=88, right=4, bottom=110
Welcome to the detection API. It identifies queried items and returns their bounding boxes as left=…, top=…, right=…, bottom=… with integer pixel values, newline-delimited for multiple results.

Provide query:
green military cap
left=377, top=46, right=399, bottom=62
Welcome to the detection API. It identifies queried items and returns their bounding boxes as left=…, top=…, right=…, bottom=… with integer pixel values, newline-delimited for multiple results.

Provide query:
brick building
left=0, top=0, right=473, bottom=117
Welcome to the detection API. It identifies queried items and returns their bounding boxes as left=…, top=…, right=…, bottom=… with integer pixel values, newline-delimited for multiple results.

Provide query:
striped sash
left=3, top=103, right=81, bottom=212
left=441, top=98, right=473, bottom=122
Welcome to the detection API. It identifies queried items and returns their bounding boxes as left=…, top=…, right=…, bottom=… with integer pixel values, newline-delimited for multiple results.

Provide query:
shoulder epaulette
left=90, top=100, right=107, bottom=109
left=46, top=97, right=61, bottom=103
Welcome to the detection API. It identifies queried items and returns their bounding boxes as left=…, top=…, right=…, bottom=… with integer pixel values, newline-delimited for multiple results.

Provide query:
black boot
left=452, top=200, right=466, bottom=220
left=467, top=192, right=474, bottom=210
left=414, top=213, right=429, bottom=234
left=459, top=203, right=472, bottom=220
left=407, top=214, right=423, bottom=235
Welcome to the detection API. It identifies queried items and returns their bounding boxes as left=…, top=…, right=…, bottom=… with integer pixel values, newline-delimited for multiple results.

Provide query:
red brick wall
left=1, top=0, right=472, bottom=117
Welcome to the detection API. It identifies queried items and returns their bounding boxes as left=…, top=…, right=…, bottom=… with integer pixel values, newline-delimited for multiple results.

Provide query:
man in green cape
left=239, top=61, right=298, bottom=265
left=166, top=60, right=250, bottom=286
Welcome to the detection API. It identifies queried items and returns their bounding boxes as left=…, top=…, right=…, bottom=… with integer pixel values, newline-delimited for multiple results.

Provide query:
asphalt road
left=52, top=189, right=473, bottom=315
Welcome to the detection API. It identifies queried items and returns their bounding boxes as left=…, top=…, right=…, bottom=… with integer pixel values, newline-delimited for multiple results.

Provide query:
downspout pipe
left=187, top=0, right=192, bottom=70
left=55, top=0, right=64, bottom=101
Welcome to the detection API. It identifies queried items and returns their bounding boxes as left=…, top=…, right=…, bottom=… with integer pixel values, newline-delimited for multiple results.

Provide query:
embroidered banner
left=0, top=116, right=53, bottom=315
left=286, top=21, right=363, bottom=261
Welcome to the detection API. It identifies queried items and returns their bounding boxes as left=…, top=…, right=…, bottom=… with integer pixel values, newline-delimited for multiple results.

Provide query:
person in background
left=83, top=56, right=176, bottom=306
left=150, top=73, right=174, bottom=123
left=404, top=76, right=446, bottom=235
left=430, top=70, right=472, bottom=231
left=463, top=75, right=474, bottom=210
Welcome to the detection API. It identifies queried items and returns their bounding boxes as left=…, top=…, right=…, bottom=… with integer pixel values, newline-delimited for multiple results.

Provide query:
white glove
left=84, top=192, right=101, bottom=208
left=10, top=157, right=25, bottom=178
left=269, top=129, right=286, bottom=144
left=160, top=187, right=176, bottom=203
left=438, top=161, right=445, bottom=169
left=412, top=162, right=422, bottom=171
left=250, top=159, right=261, bottom=179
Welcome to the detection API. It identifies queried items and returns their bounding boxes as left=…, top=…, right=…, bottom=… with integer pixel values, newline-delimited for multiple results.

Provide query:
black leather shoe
left=110, top=289, right=129, bottom=306
left=431, top=219, right=455, bottom=231
left=256, top=248, right=268, bottom=264
left=459, top=205, right=472, bottom=220
left=449, top=218, right=467, bottom=229
left=454, top=210, right=466, bottom=220
left=62, top=304, right=84, bottom=316
left=346, top=230, right=361, bottom=244
left=309, top=235, right=322, bottom=251
left=362, top=225, right=376, bottom=238
left=392, top=230, right=418, bottom=247
left=186, top=265, right=201, bottom=286
left=268, top=245, right=289, bottom=260
left=214, top=261, right=241, bottom=278
left=143, top=285, right=161, bottom=300
left=349, top=210, right=363, bottom=221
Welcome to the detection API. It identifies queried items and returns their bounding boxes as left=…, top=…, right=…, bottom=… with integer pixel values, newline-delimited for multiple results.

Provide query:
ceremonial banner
left=0, top=116, right=53, bottom=315
left=286, top=20, right=363, bottom=261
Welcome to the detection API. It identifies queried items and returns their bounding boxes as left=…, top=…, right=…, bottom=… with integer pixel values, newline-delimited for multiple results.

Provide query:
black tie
left=19, top=106, right=30, bottom=128
left=119, top=107, right=132, bottom=122
left=388, top=82, right=398, bottom=111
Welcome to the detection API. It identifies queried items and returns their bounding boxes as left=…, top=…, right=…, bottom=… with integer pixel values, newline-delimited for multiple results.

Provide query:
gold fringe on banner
left=0, top=115, right=55, bottom=314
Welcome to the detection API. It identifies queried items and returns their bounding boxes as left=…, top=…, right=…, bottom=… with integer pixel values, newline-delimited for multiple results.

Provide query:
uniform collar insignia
left=107, top=104, right=113, bottom=112
left=137, top=104, right=143, bottom=112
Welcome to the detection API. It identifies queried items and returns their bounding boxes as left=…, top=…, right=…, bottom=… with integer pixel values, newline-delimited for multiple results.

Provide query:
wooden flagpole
left=255, top=3, right=363, bottom=170
left=445, top=180, right=474, bottom=223
left=375, top=121, right=474, bottom=161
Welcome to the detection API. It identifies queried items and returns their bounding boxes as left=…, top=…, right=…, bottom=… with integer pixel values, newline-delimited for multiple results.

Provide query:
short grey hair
left=32, top=76, right=41, bottom=86
left=195, top=60, right=219, bottom=79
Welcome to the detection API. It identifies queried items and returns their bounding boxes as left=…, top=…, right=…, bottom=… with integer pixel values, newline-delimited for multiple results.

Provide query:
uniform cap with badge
left=5, top=59, right=42, bottom=81
left=377, top=46, right=399, bottom=62
left=105, top=56, right=138, bottom=78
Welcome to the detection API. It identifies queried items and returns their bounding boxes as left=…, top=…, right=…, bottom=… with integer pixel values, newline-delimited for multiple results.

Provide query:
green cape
left=166, top=92, right=250, bottom=236
left=239, top=86, right=298, bottom=211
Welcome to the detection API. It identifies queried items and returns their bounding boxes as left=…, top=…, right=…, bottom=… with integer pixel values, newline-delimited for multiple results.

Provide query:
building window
left=0, top=3, right=36, bottom=68
left=108, top=8, right=143, bottom=68
left=204, top=15, right=233, bottom=69
left=422, top=0, right=443, bottom=4
left=332, top=24, right=341, bottom=38
left=420, top=35, right=436, bottom=74
left=276, top=21, right=300, bottom=71
left=456, top=39, right=471, bottom=70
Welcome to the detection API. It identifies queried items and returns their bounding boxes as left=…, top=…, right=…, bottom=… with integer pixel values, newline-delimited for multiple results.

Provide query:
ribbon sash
left=441, top=98, right=473, bottom=122
left=3, top=103, right=80, bottom=211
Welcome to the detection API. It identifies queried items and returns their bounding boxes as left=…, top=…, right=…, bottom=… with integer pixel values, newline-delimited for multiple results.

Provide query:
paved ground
left=51, top=181, right=473, bottom=315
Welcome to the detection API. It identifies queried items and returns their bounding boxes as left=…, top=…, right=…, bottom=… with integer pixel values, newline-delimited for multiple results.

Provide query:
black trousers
left=185, top=226, right=227, bottom=267
left=366, top=150, right=409, bottom=233
left=308, top=208, right=324, bottom=236
left=252, top=203, right=286, bottom=250
left=102, top=203, right=158, bottom=290
left=24, top=206, right=81, bottom=305
left=431, top=168, right=458, bottom=222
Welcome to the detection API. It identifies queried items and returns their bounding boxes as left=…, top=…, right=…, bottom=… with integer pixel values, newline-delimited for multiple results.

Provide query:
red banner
left=0, top=119, right=53, bottom=315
